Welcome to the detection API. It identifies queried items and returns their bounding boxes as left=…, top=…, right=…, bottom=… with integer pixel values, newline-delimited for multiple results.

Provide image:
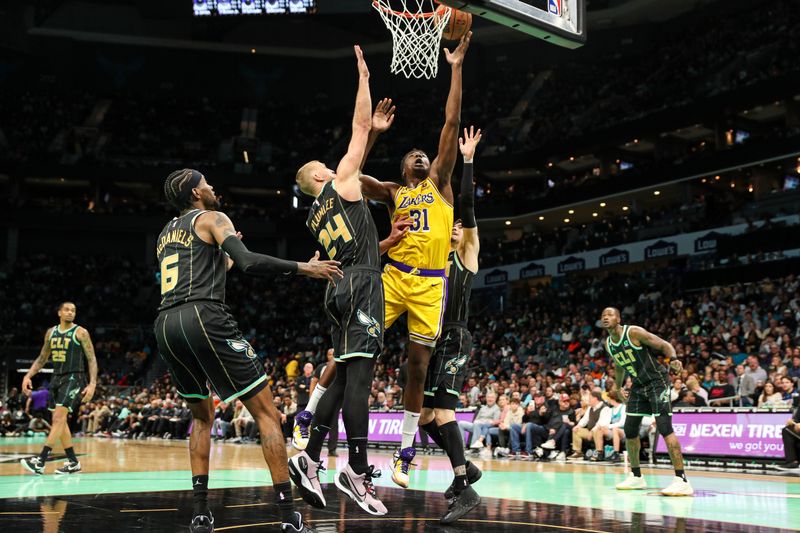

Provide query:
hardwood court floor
left=2, top=437, right=799, bottom=532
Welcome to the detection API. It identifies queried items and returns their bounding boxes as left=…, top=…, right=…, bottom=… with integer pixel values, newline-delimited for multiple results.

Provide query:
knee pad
left=655, top=416, right=674, bottom=437
left=624, top=416, right=641, bottom=440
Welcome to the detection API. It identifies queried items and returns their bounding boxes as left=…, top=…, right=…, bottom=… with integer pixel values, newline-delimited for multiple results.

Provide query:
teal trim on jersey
left=334, top=351, right=373, bottom=362
left=176, top=391, right=210, bottom=400
left=445, top=388, right=460, bottom=395
left=56, top=324, right=78, bottom=335
left=453, top=250, right=464, bottom=271
left=608, top=325, right=626, bottom=347
left=48, top=403, right=74, bottom=413
left=625, top=326, right=643, bottom=350
left=223, top=374, right=268, bottom=404
left=423, top=391, right=435, bottom=397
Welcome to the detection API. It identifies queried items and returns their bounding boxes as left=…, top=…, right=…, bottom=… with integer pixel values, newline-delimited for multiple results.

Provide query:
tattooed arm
left=76, top=327, right=97, bottom=402
left=22, top=328, right=54, bottom=396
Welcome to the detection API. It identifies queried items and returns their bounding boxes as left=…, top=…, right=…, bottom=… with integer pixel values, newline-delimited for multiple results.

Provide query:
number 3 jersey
left=157, top=209, right=227, bottom=312
left=389, top=177, right=454, bottom=270
left=605, top=325, right=668, bottom=388
left=306, top=181, right=380, bottom=268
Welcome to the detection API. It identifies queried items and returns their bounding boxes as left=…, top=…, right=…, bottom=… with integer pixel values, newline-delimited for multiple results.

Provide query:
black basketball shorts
left=154, top=301, right=267, bottom=404
left=627, top=380, right=672, bottom=418
left=49, top=373, right=86, bottom=413
left=324, top=267, right=384, bottom=364
left=424, top=325, right=472, bottom=409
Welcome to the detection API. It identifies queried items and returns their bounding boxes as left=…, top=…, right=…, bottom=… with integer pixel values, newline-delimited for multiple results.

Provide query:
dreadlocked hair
left=164, top=168, right=195, bottom=211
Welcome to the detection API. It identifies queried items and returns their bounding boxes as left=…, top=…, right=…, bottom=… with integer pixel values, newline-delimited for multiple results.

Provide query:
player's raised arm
left=360, top=98, right=396, bottom=170
left=430, top=31, right=471, bottom=201
left=379, top=215, right=413, bottom=255
left=76, top=327, right=97, bottom=402
left=22, top=328, right=54, bottom=395
left=359, top=173, right=399, bottom=208
left=457, top=125, right=482, bottom=272
left=196, top=211, right=343, bottom=282
left=335, top=46, right=373, bottom=202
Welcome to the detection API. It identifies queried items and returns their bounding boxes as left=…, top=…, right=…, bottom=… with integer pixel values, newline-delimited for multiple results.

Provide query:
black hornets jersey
left=443, top=250, right=474, bottom=325
left=49, top=325, right=86, bottom=375
left=306, top=181, right=380, bottom=268
left=605, top=325, right=668, bottom=387
left=157, top=209, right=227, bottom=311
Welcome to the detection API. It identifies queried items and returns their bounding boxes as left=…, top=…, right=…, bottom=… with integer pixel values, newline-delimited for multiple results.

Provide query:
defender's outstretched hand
left=299, top=251, right=344, bottom=282
left=444, top=31, right=472, bottom=66
left=372, top=98, right=396, bottom=134
left=459, top=125, right=482, bottom=160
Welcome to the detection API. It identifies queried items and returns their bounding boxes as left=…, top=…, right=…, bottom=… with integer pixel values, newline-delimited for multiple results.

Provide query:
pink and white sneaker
left=334, top=464, right=388, bottom=516
left=288, top=451, right=326, bottom=508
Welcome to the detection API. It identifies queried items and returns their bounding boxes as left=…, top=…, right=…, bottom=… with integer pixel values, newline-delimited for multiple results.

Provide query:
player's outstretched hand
left=354, top=45, right=369, bottom=78
left=459, top=125, right=482, bottom=160
left=372, top=98, right=396, bottom=134
left=299, top=251, right=343, bottom=282
left=388, top=215, right=413, bottom=246
left=668, top=359, right=683, bottom=375
left=444, top=31, right=472, bottom=66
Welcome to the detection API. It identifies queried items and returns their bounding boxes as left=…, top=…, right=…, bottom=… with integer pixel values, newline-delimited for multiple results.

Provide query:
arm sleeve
left=221, top=235, right=298, bottom=276
left=460, top=162, right=476, bottom=228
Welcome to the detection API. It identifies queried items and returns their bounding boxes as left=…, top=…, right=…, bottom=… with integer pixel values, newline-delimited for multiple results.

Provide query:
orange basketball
left=437, top=5, right=472, bottom=42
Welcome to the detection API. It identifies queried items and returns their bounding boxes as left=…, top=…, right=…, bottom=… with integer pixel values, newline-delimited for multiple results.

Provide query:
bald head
left=295, top=160, right=330, bottom=196
left=601, top=307, right=622, bottom=329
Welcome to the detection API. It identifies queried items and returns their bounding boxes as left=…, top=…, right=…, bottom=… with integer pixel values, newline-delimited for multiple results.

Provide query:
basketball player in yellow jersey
left=360, top=31, right=472, bottom=488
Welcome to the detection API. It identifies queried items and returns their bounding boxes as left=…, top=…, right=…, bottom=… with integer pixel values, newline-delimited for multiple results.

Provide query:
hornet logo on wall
left=357, top=310, right=381, bottom=338
left=227, top=339, right=257, bottom=359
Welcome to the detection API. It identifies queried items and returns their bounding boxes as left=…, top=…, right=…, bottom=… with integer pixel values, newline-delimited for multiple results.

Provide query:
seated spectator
left=780, top=376, right=798, bottom=406
left=758, top=382, right=783, bottom=407
left=231, top=401, right=254, bottom=443
left=569, top=391, right=610, bottom=460
left=495, top=397, right=524, bottom=456
left=461, top=392, right=500, bottom=449
left=0, top=412, right=18, bottom=436
left=510, top=394, right=548, bottom=457
left=775, top=401, right=800, bottom=471
left=486, top=395, right=510, bottom=450
left=591, top=390, right=625, bottom=462
left=788, top=357, right=800, bottom=381
left=540, top=393, right=575, bottom=461
left=734, top=364, right=757, bottom=406
left=670, top=378, right=684, bottom=403
left=212, top=401, right=235, bottom=441
left=279, top=395, right=297, bottom=441
left=745, top=356, right=768, bottom=385
left=685, top=376, right=708, bottom=405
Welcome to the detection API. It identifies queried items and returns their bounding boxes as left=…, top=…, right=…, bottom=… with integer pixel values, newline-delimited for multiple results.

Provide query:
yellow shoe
left=291, top=410, right=312, bottom=451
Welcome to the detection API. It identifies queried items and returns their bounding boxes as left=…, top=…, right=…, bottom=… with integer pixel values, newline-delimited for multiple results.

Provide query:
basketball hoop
left=372, top=0, right=451, bottom=79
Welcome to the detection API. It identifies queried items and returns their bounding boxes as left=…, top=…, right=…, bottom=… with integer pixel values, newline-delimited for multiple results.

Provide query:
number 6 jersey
left=306, top=181, right=380, bottom=268
left=156, top=209, right=227, bottom=311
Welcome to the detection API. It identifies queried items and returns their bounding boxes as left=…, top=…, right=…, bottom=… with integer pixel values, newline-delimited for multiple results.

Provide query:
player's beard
left=202, top=194, right=221, bottom=211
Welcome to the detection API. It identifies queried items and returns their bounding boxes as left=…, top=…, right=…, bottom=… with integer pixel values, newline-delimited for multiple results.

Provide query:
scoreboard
left=193, top=0, right=317, bottom=16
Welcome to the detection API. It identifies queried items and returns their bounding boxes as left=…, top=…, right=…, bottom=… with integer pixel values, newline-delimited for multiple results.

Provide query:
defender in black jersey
left=290, top=47, right=408, bottom=517
left=418, top=126, right=483, bottom=524
left=157, top=169, right=340, bottom=533
left=21, top=302, right=98, bottom=476
left=601, top=307, right=694, bottom=497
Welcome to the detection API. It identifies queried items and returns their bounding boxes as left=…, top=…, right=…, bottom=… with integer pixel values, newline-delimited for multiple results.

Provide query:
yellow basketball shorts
left=382, top=262, right=447, bottom=347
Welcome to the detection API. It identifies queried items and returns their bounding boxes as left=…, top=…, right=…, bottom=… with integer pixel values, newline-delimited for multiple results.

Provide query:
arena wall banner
left=655, top=412, right=789, bottom=458
left=335, top=411, right=475, bottom=443
left=472, top=215, right=799, bottom=288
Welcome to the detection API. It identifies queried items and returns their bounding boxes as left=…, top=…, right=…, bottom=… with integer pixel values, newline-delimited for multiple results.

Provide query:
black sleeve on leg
left=624, top=415, right=643, bottom=440
left=655, top=415, right=674, bottom=437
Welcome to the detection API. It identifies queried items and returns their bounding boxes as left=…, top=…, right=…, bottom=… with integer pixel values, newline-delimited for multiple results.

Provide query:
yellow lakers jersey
left=389, top=177, right=454, bottom=270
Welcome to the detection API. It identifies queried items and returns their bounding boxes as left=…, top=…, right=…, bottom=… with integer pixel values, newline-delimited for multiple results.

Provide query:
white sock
left=401, top=411, right=421, bottom=449
left=306, top=385, right=326, bottom=415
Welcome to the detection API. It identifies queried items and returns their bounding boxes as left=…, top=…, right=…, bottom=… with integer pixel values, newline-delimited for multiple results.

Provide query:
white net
left=372, top=0, right=451, bottom=79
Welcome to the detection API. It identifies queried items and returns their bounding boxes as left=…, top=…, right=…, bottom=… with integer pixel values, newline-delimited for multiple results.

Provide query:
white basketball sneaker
left=615, top=473, right=647, bottom=490
left=661, top=476, right=694, bottom=496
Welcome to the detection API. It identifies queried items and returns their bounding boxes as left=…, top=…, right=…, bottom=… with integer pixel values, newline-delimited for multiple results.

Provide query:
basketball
left=437, top=6, right=472, bottom=42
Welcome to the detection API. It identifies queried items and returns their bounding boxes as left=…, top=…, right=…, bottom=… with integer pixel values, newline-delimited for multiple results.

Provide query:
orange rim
left=372, top=0, right=448, bottom=19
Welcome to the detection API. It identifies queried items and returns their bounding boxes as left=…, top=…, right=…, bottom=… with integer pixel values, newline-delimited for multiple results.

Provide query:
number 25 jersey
left=388, top=177, right=454, bottom=270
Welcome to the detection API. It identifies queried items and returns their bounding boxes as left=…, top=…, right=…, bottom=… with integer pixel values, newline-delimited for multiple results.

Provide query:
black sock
left=306, top=423, right=329, bottom=463
left=274, top=481, right=296, bottom=525
left=632, top=467, right=642, bottom=478
left=64, top=447, right=78, bottom=463
left=192, top=475, right=209, bottom=515
left=420, top=421, right=446, bottom=450
left=348, top=437, right=368, bottom=475
left=675, top=469, right=686, bottom=482
left=39, top=445, right=52, bottom=462
left=439, top=421, right=469, bottom=494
